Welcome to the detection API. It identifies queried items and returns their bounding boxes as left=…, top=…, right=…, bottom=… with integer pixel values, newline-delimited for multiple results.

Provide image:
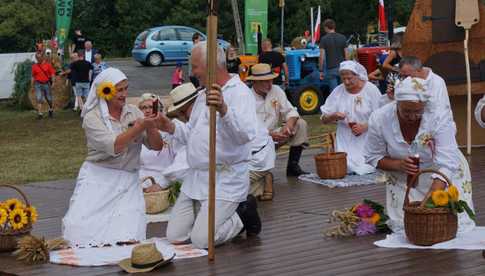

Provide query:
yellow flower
left=4, top=198, right=24, bottom=212
left=25, top=206, right=38, bottom=224
left=448, top=185, right=459, bottom=202
left=370, top=213, right=381, bottom=224
left=9, top=208, right=28, bottom=230
left=97, top=81, right=117, bottom=101
left=0, top=208, right=7, bottom=225
left=432, top=190, right=449, bottom=207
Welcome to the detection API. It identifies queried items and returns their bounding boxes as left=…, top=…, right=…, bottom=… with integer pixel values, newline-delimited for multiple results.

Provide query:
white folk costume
left=474, top=95, right=485, bottom=128
left=365, top=77, right=475, bottom=233
left=248, top=121, right=276, bottom=197
left=63, top=68, right=151, bottom=247
left=320, top=61, right=381, bottom=175
left=166, top=75, right=258, bottom=249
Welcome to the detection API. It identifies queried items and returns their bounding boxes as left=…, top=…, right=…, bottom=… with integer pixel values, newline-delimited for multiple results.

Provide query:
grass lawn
left=0, top=101, right=334, bottom=185
left=0, top=103, right=86, bottom=185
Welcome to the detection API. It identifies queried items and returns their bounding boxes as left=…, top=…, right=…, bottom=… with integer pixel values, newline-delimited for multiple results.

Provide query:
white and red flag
left=313, top=6, right=321, bottom=44
left=378, top=0, right=387, bottom=32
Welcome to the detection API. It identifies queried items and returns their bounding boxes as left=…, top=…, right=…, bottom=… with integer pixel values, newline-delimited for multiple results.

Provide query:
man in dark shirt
left=319, top=19, right=348, bottom=92
left=258, top=39, right=289, bottom=86
left=72, top=29, right=87, bottom=53
left=69, top=51, right=93, bottom=112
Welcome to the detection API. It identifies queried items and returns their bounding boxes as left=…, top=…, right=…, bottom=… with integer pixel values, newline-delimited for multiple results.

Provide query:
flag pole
left=310, top=7, right=314, bottom=45
left=206, top=0, right=218, bottom=263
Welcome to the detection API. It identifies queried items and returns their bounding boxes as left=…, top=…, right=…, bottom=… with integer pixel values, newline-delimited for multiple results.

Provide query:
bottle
left=407, top=141, right=420, bottom=187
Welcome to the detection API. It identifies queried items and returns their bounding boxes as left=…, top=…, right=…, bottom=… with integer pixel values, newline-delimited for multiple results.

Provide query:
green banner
left=56, top=0, right=74, bottom=49
left=244, top=0, right=268, bottom=55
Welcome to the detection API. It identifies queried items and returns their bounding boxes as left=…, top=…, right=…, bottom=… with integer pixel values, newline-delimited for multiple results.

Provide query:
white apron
left=62, top=161, right=146, bottom=247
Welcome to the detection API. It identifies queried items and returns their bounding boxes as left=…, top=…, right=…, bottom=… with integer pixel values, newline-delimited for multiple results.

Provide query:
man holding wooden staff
left=158, top=42, right=262, bottom=249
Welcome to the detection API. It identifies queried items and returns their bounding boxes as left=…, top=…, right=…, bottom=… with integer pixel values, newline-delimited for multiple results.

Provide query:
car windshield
left=136, top=31, right=149, bottom=41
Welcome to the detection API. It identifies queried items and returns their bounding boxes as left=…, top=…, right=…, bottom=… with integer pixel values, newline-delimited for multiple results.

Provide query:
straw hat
left=167, top=82, right=199, bottom=115
left=246, top=63, right=279, bottom=81
left=118, top=243, right=175, bottom=273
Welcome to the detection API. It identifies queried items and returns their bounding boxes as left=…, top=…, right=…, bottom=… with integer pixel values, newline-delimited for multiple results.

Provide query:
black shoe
left=286, top=163, right=309, bottom=177
left=236, top=195, right=262, bottom=236
left=48, top=110, right=53, bottom=118
left=37, top=113, right=43, bottom=120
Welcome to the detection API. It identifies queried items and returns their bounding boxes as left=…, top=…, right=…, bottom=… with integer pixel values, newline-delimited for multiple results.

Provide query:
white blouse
left=365, top=102, right=460, bottom=180
left=320, top=81, right=381, bottom=174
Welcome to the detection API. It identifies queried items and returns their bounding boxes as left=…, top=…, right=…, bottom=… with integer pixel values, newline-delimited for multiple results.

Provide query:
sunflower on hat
left=97, top=81, right=117, bottom=101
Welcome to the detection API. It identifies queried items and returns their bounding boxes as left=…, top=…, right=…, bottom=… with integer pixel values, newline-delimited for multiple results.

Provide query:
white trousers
left=166, top=192, right=243, bottom=249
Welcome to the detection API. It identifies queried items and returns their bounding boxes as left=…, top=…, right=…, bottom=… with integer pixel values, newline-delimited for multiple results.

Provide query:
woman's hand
left=351, top=123, right=367, bottom=136
left=430, top=178, right=447, bottom=191
left=332, top=112, right=346, bottom=121
left=399, top=157, right=419, bottom=175
left=143, top=114, right=161, bottom=130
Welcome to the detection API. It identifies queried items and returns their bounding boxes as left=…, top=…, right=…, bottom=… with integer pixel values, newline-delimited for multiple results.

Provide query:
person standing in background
left=319, top=19, right=348, bottom=92
left=187, top=33, right=201, bottom=88
left=71, top=29, right=86, bottom=53
left=258, top=39, right=289, bottom=87
left=31, top=53, right=56, bottom=119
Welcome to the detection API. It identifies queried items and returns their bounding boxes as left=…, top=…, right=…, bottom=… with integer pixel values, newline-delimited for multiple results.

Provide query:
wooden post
left=206, top=0, right=218, bottom=263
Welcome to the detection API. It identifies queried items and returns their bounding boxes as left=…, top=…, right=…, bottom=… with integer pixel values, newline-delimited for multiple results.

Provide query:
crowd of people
left=35, top=22, right=479, bottom=250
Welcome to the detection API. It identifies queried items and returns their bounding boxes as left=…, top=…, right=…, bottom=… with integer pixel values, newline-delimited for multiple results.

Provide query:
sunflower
left=0, top=208, right=7, bottom=225
left=4, top=198, right=24, bottom=212
left=25, top=206, right=38, bottom=224
left=447, top=185, right=460, bottom=202
left=97, top=81, right=117, bottom=101
left=9, top=208, right=28, bottom=230
left=431, top=190, right=449, bottom=207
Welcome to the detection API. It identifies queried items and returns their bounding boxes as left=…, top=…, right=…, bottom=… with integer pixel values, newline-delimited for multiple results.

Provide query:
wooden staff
left=206, top=0, right=218, bottom=263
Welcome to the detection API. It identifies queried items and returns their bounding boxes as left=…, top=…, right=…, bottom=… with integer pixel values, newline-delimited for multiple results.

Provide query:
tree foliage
left=0, top=0, right=415, bottom=56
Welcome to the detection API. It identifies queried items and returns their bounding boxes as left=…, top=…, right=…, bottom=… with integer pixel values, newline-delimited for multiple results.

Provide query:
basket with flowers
left=0, top=185, right=38, bottom=252
left=404, top=169, right=476, bottom=246
left=324, top=199, right=391, bottom=237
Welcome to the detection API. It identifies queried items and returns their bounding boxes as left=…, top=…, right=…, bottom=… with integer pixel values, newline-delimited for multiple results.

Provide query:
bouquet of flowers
left=425, top=185, right=475, bottom=221
left=324, top=199, right=391, bottom=237
left=0, top=198, right=38, bottom=232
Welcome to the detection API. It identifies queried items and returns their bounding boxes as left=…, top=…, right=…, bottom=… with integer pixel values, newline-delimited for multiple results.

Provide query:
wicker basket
left=0, top=185, right=33, bottom=252
left=142, top=176, right=170, bottom=214
left=314, top=133, right=347, bottom=179
left=403, top=169, right=458, bottom=246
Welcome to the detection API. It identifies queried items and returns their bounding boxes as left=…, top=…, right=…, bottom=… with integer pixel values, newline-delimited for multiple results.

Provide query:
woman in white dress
left=365, top=77, right=475, bottom=233
left=63, top=68, right=165, bottom=247
left=320, top=60, right=381, bottom=175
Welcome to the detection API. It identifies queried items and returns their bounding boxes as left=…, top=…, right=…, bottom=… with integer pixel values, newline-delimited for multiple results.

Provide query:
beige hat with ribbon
left=246, top=63, right=279, bottom=81
left=118, top=243, right=175, bottom=273
left=167, top=82, right=200, bottom=116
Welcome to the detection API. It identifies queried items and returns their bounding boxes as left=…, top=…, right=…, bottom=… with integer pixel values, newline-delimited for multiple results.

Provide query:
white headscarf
left=339, top=60, right=368, bottom=81
left=394, top=77, right=431, bottom=102
left=81, top=67, right=127, bottom=132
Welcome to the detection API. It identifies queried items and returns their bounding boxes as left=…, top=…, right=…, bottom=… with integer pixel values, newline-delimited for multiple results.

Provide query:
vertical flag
left=244, top=0, right=268, bottom=55
left=56, top=0, right=74, bottom=50
left=313, top=6, right=321, bottom=44
left=378, top=0, right=387, bottom=32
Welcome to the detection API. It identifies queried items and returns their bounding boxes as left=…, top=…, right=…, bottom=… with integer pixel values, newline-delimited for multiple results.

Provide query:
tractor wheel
left=297, top=86, right=321, bottom=115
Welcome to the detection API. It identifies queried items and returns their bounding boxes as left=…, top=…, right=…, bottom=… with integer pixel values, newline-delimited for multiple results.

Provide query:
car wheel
left=296, top=86, right=322, bottom=115
left=147, top=52, right=163, bottom=66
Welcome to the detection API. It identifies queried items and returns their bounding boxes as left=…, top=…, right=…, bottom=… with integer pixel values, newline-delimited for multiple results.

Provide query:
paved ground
left=106, top=58, right=187, bottom=98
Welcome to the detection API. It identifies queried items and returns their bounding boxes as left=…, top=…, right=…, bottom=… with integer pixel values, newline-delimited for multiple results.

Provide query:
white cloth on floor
left=63, top=161, right=146, bottom=248
left=320, top=81, right=381, bottom=175
left=298, top=172, right=383, bottom=188
left=49, top=237, right=207, bottom=266
left=375, top=227, right=485, bottom=250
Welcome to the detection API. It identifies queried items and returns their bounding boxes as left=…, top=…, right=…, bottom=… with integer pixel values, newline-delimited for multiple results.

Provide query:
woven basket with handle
left=142, top=176, right=170, bottom=214
left=314, top=132, right=347, bottom=179
left=403, top=169, right=458, bottom=246
left=0, top=185, right=33, bottom=252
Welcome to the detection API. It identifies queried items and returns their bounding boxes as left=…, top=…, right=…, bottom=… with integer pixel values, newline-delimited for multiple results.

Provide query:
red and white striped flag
left=313, top=6, right=321, bottom=44
left=378, top=0, right=387, bottom=32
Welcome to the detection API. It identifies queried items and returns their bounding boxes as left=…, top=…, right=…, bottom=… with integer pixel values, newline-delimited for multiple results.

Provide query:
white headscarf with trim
left=81, top=67, right=127, bottom=132
left=339, top=60, right=368, bottom=81
left=394, top=77, right=431, bottom=102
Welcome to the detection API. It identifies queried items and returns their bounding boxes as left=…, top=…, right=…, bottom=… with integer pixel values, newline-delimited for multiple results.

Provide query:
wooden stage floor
left=1, top=149, right=485, bottom=276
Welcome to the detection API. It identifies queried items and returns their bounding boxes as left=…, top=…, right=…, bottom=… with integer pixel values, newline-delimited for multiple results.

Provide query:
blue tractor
left=284, top=48, right=330, bottom=115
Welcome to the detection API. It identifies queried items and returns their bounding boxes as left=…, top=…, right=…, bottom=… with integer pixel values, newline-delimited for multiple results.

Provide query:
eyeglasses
left=140, top=105, right=153, bottom=110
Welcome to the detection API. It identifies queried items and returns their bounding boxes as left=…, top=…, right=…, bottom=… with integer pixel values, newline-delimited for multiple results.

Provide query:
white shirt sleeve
left=275, top=86, right=299, bottom=121
left=219, top=90, right=257, bottom=145
left=320, top=88, right=339, bottom=119
left=172, top=118, right=192, bottom=146
left=431, top=116, right=461, bottom=181
left=474, top=95, right=485, bottom=128
left=364, top=110, right=388, bottom=168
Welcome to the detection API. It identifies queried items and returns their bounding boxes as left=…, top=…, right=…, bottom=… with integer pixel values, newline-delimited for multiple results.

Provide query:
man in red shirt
left=31, top=53, right=56, bottom=119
